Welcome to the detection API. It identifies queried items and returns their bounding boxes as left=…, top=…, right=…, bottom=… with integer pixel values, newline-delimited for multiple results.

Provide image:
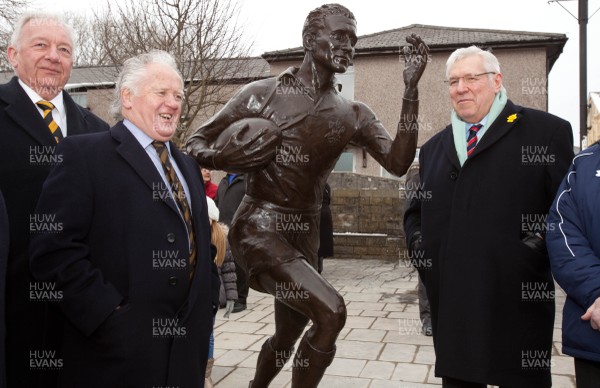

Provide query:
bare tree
left=92, top=0, right=255, bottom=145
left=66, top=13, right=115, bottom=67
left=0, top=0, right=31, bottom=70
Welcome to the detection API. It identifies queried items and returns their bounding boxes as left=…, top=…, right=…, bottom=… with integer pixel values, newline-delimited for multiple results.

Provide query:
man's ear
left=492, top=73, right=503, bottom=94
left=121, top=88, right=133, bottom=109
left=7, top=46, right=18, bottom=68
left=303, top=34, right=315, bottom=52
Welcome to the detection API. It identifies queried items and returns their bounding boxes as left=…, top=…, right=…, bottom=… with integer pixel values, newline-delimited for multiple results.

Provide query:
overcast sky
left=41, top=0, right=600, bottom=145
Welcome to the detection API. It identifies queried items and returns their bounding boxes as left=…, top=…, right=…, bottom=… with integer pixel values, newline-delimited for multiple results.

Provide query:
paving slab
left=209, top=258, right=575, bottom=387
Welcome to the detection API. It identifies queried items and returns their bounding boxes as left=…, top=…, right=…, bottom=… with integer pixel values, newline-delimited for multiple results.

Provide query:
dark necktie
left=466, top=124, right=482, bottom=157
left=36, top=100, right=63, bottom=143
left=152, top=141, right=196, bottom=279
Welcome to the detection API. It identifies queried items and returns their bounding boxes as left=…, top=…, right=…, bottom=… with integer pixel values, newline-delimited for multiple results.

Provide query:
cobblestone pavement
left=211, top=258, right=576, bottom=387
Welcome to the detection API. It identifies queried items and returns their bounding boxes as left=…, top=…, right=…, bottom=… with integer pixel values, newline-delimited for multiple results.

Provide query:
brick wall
left=328, top=172, right=407, bottom=261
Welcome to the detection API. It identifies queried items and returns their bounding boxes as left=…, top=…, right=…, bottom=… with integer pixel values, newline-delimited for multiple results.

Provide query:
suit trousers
left=575, top=358, right=600, bottom=388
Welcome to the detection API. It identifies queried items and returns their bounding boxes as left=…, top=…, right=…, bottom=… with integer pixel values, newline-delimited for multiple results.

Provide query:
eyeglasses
left=445, top=72, right=496, bottom=88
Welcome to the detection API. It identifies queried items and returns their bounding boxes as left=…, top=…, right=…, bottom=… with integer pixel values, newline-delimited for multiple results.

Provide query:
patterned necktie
left=152, top=141, right=197, bottom=279
left=466, top=124, right=482, bottom=157
left=36, top=100, right=63, bottom=143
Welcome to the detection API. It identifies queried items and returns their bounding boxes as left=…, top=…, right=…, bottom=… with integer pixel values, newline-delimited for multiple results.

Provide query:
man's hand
left=410, top=231, right=423, bottom=252
left=521, top=232, right=547, bottom=257
left=582, top=296, right=600, bottom=330
left=402, top=34, right=429, bottom=93
left=223, top=300, right=235, bottom=319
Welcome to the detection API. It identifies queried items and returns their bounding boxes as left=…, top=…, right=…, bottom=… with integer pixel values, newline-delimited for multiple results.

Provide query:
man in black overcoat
left=0, top=190, right=8, bottom=388
left=29, top=51, right=219, bottom=388
left=0, top=11, right=109, bottom=388
left=404, top=46, right=574, bottom=387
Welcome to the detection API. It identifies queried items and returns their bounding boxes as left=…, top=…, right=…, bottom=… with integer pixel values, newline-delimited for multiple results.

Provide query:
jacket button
left=450, top=171, right=458, bottom=180
left=168, top=276, right=178, bottom=286
left=167, top=233, right=176, bottom=243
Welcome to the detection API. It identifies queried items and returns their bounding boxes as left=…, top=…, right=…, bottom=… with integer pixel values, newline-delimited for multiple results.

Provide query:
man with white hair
left=0, top=11, right=108, bottom=388
left=30, top=50, right=219, bottom=388
left=404, top=46, right=574, bottom=387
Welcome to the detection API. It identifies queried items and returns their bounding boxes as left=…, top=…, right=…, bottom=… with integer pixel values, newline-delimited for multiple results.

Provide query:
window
left=333, top=151, right=354, bottom=172
left=69, top=92, right=88, bottom=109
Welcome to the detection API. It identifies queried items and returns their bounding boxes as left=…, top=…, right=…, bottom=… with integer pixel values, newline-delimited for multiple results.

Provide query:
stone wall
left=328, top=172, right=406, bottom=261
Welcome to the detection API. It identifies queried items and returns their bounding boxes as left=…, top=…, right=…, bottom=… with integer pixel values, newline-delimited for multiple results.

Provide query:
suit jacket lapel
left=440, top=126, right=461, bottom=170
left=111, top=122, right=181, bottom=217
left=468, top=101, right=523, bottom=159
left=1, top=77, right=56, bottom=146
left=170, top=145, right=204, bottom=219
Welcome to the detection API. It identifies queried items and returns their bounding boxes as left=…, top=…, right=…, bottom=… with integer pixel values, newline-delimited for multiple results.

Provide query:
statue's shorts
left=229, top=195, right=321, bottom=293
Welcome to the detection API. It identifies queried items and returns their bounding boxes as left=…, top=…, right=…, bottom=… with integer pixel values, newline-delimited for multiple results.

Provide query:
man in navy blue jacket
left=547, top=142, right=600, bottom=387
left=30, top=51, right=219, bottom=388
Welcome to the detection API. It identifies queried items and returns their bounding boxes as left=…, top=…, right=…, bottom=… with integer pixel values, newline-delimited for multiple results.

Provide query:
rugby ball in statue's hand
left=212, top=117, right=282, bottom=172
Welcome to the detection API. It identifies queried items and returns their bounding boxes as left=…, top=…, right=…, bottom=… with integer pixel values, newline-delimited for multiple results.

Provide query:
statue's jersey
left=194, top=67, right=401, bottom=209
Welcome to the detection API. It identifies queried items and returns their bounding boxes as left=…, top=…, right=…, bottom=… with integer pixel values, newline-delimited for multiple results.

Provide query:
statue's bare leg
left=251, top=259, right=346, bottom=388
left=250, top=298, right=308, bottom=387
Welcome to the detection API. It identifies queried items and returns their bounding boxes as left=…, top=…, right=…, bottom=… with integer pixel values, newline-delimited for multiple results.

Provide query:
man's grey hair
left=10, top=11, right=77, bottom=54
left=446, top=45, right=505, bottom=92
left=110, top=50, right=183, bottom=121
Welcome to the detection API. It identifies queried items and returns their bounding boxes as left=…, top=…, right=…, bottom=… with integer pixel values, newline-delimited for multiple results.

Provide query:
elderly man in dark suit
left=30, top=50, right=219, bottom=388
left=404, top=46, right=574, bottom=387
left=0, top=11, right=109, bottom=388
left=0, top=191, right=8, bottom=388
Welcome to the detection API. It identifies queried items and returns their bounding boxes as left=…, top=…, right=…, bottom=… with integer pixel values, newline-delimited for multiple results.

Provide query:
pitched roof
left=262, top=24, right=568, bottom=69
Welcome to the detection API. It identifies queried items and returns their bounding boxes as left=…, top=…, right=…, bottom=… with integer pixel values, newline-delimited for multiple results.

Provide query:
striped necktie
left=466, top=124, right=482, bottom=157
left=36, top=100, right=63, bottom=143
left=152, top=141, right=197, bottom=279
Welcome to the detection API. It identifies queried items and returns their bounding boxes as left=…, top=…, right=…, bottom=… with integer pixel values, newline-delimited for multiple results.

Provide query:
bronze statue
left=186, top=4, right=428, bottom=387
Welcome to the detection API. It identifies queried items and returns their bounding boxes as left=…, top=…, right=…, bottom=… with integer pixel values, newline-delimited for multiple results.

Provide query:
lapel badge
left=507, top=113, right=518, bottom=123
